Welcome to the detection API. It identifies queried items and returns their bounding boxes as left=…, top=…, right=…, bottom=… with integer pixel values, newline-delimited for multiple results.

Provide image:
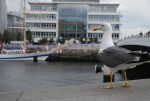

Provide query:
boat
left=0, top=0, right=68, bottom=60
left=0, top=50, right=49, bottom=60
left=0, top=44, right=69, bottom=60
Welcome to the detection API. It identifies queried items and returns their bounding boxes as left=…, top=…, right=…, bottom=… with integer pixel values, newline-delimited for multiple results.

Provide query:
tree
left=16, top=32, right=23, bottom=41
left=2, top=30, right=12, bottom=43
left=86, top=38, right=91, bottom=43
left=0, top=33, right=2, bottom=41
left=26, top=30, right=33, bottom=43
left=49, top=37, right=54, bottom=44
left=11, top=32, right=17, bottom=41
left=92, top=38, right=98, bottom=43
left=39, top=38, right=48, bottom=45
left=79, top=37, right=86, bottom=44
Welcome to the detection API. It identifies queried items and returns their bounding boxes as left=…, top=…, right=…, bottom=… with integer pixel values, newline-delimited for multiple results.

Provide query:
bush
left=39, top=38, right=48, bottom=45
left=26, top=30, right=33, bottom=43
left=2, top=30, right=13, bottom=43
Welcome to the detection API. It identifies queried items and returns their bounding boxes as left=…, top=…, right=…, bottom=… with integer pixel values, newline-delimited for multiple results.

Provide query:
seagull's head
left=93, top=23, right=112, bottom=32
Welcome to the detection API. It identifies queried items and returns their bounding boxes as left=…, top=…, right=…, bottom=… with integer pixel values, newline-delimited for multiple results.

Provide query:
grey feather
left=98, top=46, right=138, bottom=67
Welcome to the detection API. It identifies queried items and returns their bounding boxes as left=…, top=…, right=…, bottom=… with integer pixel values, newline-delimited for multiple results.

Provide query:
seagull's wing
left=103, top=46, right=131, bottom=53
left=98, top=46, right=138, bottom=67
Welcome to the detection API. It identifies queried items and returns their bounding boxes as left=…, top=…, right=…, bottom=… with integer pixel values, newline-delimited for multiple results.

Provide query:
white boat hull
left=0, top=52, right=49, bottom=60
left=0, top=43, right=70, bottom=60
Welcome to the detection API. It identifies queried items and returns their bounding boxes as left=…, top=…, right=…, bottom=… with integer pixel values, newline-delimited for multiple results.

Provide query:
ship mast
left=23, top=0, right=27, bottom=53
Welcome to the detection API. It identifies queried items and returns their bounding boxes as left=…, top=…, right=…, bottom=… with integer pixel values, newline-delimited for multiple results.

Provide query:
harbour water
left=0, top=61, right=123, bottom=92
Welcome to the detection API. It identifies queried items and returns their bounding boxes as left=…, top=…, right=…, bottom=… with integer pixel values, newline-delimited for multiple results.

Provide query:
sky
left=6, top=0, right=150, bottom=38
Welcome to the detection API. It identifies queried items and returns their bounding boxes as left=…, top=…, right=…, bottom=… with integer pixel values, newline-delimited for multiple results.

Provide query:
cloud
left=120, top=0, right=150, bottom=27
left=99, top=0, right=150, bottom=37
left=118, top=0, right=150, bottom=37
left=7, top=0, right=21, bottom=11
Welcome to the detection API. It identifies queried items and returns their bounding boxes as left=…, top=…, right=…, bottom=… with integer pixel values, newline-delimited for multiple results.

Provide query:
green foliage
left=39, top=38, right=48, bottom=45
left=79, top=37, right=98, bottom=44
left=26, top=30, right=33, bottom=43
left=91, top=38, right=98, bottom=43
left=49, top=37, right=54, bottom=44
left=79, top=37, right=86, bottom=44
left=13, top=32, right=23, bottom=41
left=2, top=30, right=13, bottom=43
left=86, top=38, right=91, bottom=43
left=93, top=38, right=98, bottom=43
left=0, top=33, right=2, bottom=41
left=2, top=31, right=23, bottom=42
left=11, top=32, right=18, bottom=41
left=17, top=32, right=23, bottom=41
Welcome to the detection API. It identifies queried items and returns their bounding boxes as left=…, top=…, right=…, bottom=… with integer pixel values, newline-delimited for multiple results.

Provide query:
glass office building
left=26, top=0, right=121, bottom=42
left=58, top=4, right=88, bottom=39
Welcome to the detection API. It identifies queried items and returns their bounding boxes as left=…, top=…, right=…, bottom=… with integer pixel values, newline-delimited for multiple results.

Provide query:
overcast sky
left=6, top=0, right=150, bottom=38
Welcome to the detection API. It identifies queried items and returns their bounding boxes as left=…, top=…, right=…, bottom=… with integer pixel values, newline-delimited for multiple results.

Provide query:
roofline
left=28, top=2, right=56, bottom=5
left=28, top=2, right=95, bottom=4
left=52, top=0, right=100, bottom=3
left=90, top=3, right=120, bottom=6
left=28, top=1, right=119, bottom=6
left=7, top=13, right=24, bottom=19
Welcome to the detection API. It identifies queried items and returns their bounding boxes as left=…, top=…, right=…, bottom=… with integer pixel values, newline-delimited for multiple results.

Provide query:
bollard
left=33, top=56, right=38, bottom=62
left=95, top=64, right=103, bottom=73
left=103, top=66, right=114, bottom=83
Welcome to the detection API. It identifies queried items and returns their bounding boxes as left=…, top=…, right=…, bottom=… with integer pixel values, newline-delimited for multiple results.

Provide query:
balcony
left=29, top=28, right=57, bottom=32
left=26, top=10, right=58, bottom=15
left=87, top=30, right=120, bottom=33
left=88, top=12, right=121, bottom=16
left=87, top=20, right=121, bottom=24
left=26, top=19, right=57, bottom=23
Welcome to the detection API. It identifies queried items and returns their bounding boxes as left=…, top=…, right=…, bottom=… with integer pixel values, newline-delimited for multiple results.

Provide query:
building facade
left=26, top=0, right=121, bottom=42
left=7, top=12, right=24, bottom=33
left=87, top=3, right=121, bottom=43
left=26, top=2, right=58, bottom=42
left=0, top=0, right=7, bottom=33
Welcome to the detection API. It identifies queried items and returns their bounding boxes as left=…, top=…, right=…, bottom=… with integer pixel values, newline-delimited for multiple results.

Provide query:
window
left=42, top=6, right=46, bottom=11
left=54, top=33, right=56, bottom=37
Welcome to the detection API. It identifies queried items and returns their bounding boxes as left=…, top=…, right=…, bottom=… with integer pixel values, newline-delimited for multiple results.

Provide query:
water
left=0, top=61, right=123, bottom=92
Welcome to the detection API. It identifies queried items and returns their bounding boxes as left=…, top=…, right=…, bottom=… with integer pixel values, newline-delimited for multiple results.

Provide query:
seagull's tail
left=116, top=60, right=150, bottom=72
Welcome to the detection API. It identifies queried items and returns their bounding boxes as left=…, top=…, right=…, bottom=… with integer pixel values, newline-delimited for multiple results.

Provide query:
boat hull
left=0, top=53, right=49, bottom=60
left=0, top=43, right=70, bottom=60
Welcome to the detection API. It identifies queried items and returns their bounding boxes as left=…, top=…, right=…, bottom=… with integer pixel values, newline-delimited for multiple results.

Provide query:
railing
left=1, top=44, right=57, bottom=50
left=117, top=34, right=150, bottom=47
left=1, top=44, right=100, bottom=50
left=66, top=43, right=100, bottom=49
left=120, top=34, right=150, bottom=42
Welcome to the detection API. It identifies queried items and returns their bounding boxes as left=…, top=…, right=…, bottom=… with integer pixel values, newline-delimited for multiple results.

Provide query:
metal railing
left=120, top=34, right=150, bottom=41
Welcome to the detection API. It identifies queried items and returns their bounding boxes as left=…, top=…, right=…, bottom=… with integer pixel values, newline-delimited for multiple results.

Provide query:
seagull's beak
left=93, top=27, right=102, bottom=31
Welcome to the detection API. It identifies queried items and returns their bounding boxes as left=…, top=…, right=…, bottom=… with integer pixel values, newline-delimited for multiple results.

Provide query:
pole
left=75, top=23, right=77, bottom=39
left=23, top=0, right=27, bottom=53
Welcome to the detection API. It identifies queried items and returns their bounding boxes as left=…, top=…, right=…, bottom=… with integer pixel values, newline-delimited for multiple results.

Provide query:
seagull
left=93, top=23, right=150, bottom=89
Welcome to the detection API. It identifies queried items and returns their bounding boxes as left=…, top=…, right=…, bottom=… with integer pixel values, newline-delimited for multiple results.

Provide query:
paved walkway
left=1, top=79, right=150, bottom=101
